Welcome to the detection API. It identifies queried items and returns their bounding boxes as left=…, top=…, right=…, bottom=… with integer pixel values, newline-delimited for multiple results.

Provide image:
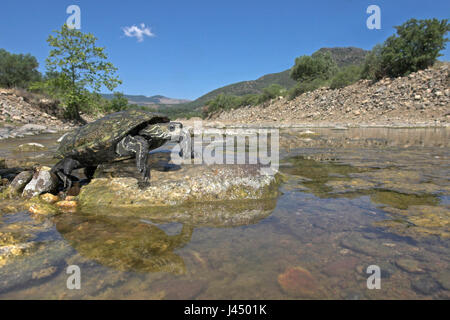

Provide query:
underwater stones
left=22, top=166, right=59, bottom=198
left=433, top=272, right=450, bottom=291
left=395, top=258, right=424, bottom=274
left=0, top=158, right=5, bottom=169
left=31, top=266, right=58, bottom=280
left=151, top=279, right=207, bottom=299
left=55, top=214, right=191, bottom=274
left=0, top=232, right=35, bottom=267
left=411, top=277, right=440, bottom=295
left=325, top=179, right=377, bottom=193
left=323, top=257, right=360, bottom=277
left=79, top=161, right=280, bottom=220
left=375, top=205, right=450, bottom=239
left=0, top=242, right=36, bottom=267
left=277, top=266, right=319, bottom=298
left=340, top=234, right=392, bottom=258
left=14, top=143, right=46, bottom=152
left=0, top=240, right=71, bottom=294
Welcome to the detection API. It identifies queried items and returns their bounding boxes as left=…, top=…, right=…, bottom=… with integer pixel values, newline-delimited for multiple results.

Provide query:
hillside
left=176, top=47, right=369, bottom=111
left=313, top=47, right=368, bottom=67
left=101, top=93, right=190, bottom=107
left=209, top=64, right=449, bottom=127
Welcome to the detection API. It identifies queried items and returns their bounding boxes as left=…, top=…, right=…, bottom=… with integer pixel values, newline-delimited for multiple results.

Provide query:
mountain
left=177, top=47, right=369, bottom=111
left=101, top=93, right=190, bottom=107
left=180, top=70, right=297, bottom=110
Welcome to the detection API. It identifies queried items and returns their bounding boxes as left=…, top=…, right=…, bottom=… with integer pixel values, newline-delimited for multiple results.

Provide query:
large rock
left=22, top=166, right=59, bottom=198
left=78, top=159, right=280, bottom=223
left=14, top=143, right=47, bottom=152
left=9, top=171, right=33, bottom=194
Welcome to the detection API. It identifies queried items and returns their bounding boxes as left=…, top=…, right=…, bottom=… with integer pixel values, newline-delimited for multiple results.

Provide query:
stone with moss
left=78, top=161, right=280, bottom=223
left=14, top=143, right=47, bottom=152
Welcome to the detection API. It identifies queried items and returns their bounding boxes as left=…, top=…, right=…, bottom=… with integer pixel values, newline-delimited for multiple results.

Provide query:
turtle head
left=138, top=122, right=183, bottom=142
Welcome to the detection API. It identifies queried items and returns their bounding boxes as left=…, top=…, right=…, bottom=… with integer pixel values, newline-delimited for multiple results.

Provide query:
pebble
left=278, top=266, right=319, bottom=298
left=40, top=193, right=60, bottom=204
left=395, top=258, right=424, bottom=274
left=55, top=201, right=77, bottom=212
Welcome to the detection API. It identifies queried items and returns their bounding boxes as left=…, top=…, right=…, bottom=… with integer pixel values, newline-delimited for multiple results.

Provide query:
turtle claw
left=142, top=166, right=151, bottom=182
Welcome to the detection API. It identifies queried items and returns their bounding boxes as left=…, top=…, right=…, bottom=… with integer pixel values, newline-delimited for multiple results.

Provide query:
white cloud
left=122, top=23, right=154, bottom=42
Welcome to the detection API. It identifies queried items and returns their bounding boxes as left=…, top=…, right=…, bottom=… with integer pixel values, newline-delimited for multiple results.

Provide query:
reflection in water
left=55, top=214, right=193, bottom=274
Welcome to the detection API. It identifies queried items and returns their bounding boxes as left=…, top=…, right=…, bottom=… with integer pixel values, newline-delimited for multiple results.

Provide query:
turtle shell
left=55, top=109, right=170, bottom=164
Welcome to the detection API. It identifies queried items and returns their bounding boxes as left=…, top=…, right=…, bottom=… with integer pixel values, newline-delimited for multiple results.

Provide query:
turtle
left=51, top=109, right=188, bottom=191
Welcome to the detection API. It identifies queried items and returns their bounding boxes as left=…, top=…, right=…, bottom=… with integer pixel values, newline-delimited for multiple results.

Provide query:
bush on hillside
left=330, top=65, right=363, bottom=89
left=290, top=52, right=338, bottom=82
left=0, top=49, right=42, bottom=88
left=258, top=84, right=286, bottom=104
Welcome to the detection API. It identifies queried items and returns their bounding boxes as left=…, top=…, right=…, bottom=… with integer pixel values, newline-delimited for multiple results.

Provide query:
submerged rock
left=0, top=240, right=71, bottom=294
left=374, top=205, right=450, bottom=239
left=55, top=214, right=192, bottom=274
left=395, top=258, right=424, bottom=274
left=278, top=266, right=320, bottom=298
left=22, top=166, right=59, bottom=198
left=14, top=143, right=47, bottom=152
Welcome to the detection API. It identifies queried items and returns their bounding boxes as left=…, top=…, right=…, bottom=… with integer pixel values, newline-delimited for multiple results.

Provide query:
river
left=0, top=127, right=449, bottom=299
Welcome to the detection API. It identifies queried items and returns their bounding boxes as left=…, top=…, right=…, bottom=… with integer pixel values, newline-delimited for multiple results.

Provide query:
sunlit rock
left=22, top=166, right=59, bottom=198
left=78, top=159, right=280, bottom=223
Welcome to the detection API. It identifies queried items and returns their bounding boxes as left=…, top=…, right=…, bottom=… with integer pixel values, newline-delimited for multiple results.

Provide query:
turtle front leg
left=51, top=158, right=81, bottom=191
left=116, top=135, right=151, bottom=183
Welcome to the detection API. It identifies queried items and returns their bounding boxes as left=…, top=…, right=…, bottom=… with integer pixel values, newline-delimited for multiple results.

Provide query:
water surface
left=0, top=128, right=449, bottom=299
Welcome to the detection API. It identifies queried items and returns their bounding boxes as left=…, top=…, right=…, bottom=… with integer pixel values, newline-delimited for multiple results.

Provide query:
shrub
left=0, top=49, right=42, bottom=88
left=258, top=84, right=286, bottom=103
left=380, top=18, right=449, bottom=78
left=361, top=44, right=383, bottom=80
left=330, top=65, right=362, bottom=89
left=287, top=78, right=326, bottom=100
left=290, top=52, right=338, bottom=82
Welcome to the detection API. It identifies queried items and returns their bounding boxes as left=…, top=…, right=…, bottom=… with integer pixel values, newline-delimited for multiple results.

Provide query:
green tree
left=380, top=18, right=449, bottom=78
left=258, top=84, right=286, bottom=103
left=330, top=65, right=362, bottom=89
left=290, top=52, right=338, bottom=82
left=287, top=78, right=325, bottom=100
left=45, top=24, right=121, bottom=120
left=361, top=44, right=383, bottom=80
left=0, top=49, right=41, bottom=88
left=108, top=92, right=130, bottom=112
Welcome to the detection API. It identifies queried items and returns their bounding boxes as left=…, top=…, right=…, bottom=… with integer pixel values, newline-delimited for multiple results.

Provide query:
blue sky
left=1, top=0, right=449, bottom=100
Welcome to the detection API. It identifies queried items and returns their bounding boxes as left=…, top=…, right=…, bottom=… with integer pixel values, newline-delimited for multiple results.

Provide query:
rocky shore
left=207, top=64, right=450, bottom=128
left=0, top=88, right=91, bottom=140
